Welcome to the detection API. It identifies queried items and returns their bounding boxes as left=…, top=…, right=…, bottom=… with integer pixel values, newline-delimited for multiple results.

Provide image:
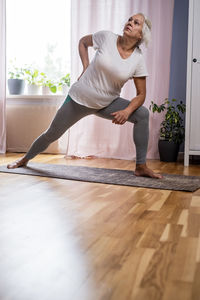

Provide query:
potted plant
left=8, top=66, right=25, bottom=95
left=38, top=72, right=58, bottom=95
left=149, top=98, right=186, bottom=162
left=59, top=73, right=70, bottom=94
left=24, top=66, right=41, bottom=94
left=43, top=79, right=58, bottom=94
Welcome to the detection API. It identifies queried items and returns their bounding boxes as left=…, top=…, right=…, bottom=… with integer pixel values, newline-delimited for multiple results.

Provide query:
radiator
left=6, top=95, right=68, bottom=154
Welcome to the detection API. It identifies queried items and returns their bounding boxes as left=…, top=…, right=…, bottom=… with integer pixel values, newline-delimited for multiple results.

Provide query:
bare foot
left=7, top=157, right=28, bottom=169
left=134, top=164, right=163, bottom=179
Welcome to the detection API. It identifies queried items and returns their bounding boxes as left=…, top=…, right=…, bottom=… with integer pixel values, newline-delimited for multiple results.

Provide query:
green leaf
left=50, top=86, right=57, bottom=93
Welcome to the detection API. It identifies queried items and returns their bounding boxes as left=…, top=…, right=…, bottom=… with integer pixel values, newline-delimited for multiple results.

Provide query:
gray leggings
left=24, top=95, right=149, bottom=164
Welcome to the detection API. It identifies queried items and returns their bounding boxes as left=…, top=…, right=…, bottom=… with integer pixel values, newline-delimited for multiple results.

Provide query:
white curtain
left=0, top=0, right=6, bottom=154
left=66, top=0, right=174, bottom=160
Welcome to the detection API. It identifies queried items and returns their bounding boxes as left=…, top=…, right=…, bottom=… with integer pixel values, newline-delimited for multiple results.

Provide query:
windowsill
left=6, top=94, right=66, bottom=105
left=6, top=94, right=66, bottom=99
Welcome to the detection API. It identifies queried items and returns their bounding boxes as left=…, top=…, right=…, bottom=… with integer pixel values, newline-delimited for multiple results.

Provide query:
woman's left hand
left=111, top=110, right=130, bottom=125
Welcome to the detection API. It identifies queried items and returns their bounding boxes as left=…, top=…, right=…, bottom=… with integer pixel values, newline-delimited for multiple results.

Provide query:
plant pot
left=62, top=84, right=70, bottom=95
left=27, top=84, right=40, bottom=95
left=8, top=79, right=25, bottom=95
left=158, top=140, right=180, bottom=162
left=42, top=86, right=51, bottom=95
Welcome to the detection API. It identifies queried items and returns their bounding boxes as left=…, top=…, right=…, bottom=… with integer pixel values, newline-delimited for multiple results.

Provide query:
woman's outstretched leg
left=7, top=97, right=96, bottom=169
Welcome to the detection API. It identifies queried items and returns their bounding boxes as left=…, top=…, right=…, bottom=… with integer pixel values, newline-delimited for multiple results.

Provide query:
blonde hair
left=138, top=13, right=152, bottom=48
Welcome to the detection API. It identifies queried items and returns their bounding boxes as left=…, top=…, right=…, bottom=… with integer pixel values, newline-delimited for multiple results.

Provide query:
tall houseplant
left=149, top=98, right=186, bottom=162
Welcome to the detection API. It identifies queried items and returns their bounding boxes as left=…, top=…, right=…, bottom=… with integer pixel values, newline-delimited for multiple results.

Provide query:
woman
left=7, top=13, right=162, bottom=179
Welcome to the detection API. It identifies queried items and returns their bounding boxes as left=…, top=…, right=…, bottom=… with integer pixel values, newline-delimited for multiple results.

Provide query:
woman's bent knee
left=139, top=106, right=149, bottom=121
left=129, top=106, right=149, bottom=123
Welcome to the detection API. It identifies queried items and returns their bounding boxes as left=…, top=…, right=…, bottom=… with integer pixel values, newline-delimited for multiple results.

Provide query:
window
left=6, top=0, right=71, bottom=95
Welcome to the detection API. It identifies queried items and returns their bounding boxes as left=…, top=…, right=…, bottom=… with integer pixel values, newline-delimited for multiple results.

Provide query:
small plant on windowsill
left=149, top=98, right=186, bottom=162
left=7, top=65, right=25, bottom=95
left=24, top=66, right=41, bottom=95
left=38, top=72, right=58, bottom=94
left=58, top=73, right=70, bottom=95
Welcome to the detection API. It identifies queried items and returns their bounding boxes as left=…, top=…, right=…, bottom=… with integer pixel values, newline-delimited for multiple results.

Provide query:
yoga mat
left=0, top=162, right=200, bottom=192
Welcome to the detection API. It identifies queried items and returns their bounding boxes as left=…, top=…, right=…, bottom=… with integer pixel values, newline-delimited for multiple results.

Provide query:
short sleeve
left=92, top=30, right=109, bottom=50
left=133, top=55, right=149, bottom=77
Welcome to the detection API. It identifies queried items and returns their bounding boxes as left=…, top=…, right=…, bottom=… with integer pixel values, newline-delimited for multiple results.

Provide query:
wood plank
left=192, top=263, right=200, bottom=300
left=167, top=237, right=198, bottom=282
left=134, top=242, right=178, bottom=300
left=162, top=281, right=192, bottom=300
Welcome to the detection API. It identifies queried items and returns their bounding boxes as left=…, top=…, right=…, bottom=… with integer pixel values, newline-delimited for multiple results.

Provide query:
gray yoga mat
left=0, top=162, right=200, bottom=192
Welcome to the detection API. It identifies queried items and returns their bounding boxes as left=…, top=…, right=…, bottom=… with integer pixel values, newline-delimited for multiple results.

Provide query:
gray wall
left=168, top=0, right=189, bottom=103
left=169, top=0, right=189, bottom=151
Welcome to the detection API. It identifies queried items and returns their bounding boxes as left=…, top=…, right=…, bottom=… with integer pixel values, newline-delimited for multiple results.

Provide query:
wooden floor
left=0, top=153, right=200, bottom=300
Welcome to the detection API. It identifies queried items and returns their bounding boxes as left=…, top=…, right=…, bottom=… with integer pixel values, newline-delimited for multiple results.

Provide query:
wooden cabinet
left=184, top=0, right=200, bottom=166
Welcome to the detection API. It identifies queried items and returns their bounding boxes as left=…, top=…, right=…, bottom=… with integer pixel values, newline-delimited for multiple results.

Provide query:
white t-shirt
left=69, top=30, right=148, bottom=109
